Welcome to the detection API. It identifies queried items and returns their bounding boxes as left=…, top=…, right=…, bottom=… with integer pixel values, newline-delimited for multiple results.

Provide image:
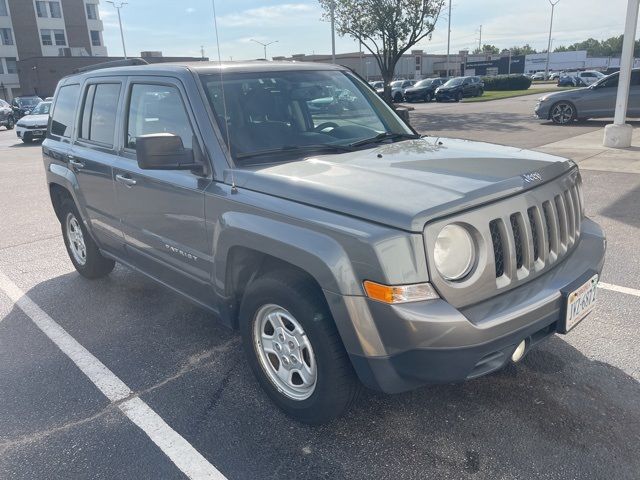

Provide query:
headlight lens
left=434, top=224, right=475, bottom=280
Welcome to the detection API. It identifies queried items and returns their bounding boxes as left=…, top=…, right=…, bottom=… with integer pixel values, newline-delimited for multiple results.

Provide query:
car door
left=462, top=78, right=473, bottom=96
left=628, top=71, right=640, bottom=117
left=112, top=77, right=213, bottom=303
left=585, top=73, right=618, bottom=118
left=70, top=78, right=126, bottom=255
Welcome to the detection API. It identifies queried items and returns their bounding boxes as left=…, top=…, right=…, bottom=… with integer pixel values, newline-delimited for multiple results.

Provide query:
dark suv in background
left=11, top=95, right=43, bottom=119
left=403, top=78, right=447, bottom=102
left=435, top=76, right=484, bottom=102
left=0, top=99, right=15, bottom=130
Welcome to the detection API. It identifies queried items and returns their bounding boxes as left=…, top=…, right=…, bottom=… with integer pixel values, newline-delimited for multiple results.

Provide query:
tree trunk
left=381, top=69, right=394, bottom=105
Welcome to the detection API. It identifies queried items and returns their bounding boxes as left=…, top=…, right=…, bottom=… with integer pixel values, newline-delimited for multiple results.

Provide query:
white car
left=574, top=71, right=606, bottom=86
left=15, top=101, right=51, bottom=143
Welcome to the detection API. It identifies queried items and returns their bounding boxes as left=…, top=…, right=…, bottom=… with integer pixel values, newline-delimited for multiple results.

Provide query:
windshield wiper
left=235, top=143, right=355, bottom=161
left=348, top=132, right=420, bottom=148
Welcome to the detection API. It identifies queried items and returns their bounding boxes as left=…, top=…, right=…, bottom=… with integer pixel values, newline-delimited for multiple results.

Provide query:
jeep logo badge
left=522, top=172, right=543, bottom=183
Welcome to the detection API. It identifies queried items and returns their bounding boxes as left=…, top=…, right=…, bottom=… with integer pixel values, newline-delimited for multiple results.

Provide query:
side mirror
left=135, top=134, right=201, bottom=171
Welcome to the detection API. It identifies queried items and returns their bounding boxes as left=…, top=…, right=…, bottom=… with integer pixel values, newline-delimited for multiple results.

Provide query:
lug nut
left=274, top=343, right=281, bottom=351
left=279, top=334, right=285, bottom=342
left=282, top=357, right=290, bottom=366
left=290, top=355, right=297, bottom=363
left=288, top=341, right=295, bottom=349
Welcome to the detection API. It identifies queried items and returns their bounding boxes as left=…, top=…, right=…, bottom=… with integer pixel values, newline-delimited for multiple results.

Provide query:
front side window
left=86, top=3, right=97, bottom=19
left=5, top=57, right=17, bottom=74
left=49, top=1, right=61, bottom=18
left=0, top=28, right=13, bottom=45
left=444, top=78, right=464, bottom=87
left=81, top=83, right=120, bottom=145
left=90, top=30, right=101, bottom=46
left=126, top=84, right=194, bottom=150
left=41, top=29, right=52, bottom=46
left=200, top=70, right=412, bottom=163
left=50, top=84, right=79, bottom=138
left=53, top=29, right=66, bottom=46
left=35, top=1, right=48, bottom=17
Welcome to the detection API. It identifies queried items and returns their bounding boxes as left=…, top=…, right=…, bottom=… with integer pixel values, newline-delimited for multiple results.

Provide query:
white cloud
left=217, top=3, right=319, bottom=28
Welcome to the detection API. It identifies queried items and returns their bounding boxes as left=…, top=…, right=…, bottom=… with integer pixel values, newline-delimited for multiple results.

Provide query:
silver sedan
left=535, top=69, right=640, bottom=124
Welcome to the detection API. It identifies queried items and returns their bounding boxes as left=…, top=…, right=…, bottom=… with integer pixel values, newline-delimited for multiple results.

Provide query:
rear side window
left=50, top=84, right=79, bottom=138
left=126, top=83, right=194, bottom=150
left=79, top=83, right=121, bottom=146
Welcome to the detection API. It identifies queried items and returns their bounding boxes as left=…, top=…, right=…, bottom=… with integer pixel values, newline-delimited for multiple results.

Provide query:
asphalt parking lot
left=1, top=94, right=639, bottom=479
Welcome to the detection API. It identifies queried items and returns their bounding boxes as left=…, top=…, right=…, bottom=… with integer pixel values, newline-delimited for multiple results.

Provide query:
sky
left=98, top=0, right=637, bottom=61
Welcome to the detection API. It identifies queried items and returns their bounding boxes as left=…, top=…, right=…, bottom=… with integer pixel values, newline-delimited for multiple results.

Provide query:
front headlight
left=433, top=224, right=476, bottom=281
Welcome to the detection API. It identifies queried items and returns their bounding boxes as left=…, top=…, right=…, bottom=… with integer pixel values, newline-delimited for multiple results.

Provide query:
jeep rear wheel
left=60, top=199, right=115, bottom=279
left=239, top=272, right=361, bottom=424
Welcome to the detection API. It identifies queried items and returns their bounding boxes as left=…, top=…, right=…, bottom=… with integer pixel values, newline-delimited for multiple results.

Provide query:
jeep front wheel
left=239, top=272, right=361, bottom=424
left=60, top=199, right=115, bottom=279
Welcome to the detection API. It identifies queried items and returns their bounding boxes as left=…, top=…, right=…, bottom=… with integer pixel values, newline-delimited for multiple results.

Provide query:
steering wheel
left=314, top=122, right=340, bottom=133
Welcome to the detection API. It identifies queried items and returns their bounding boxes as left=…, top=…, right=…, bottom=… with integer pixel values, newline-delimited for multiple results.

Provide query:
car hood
left=228, top=137, right=574, bottom=232
left=405, top=86, right=431, bottom=93
left=538, top=87, right=590, bottom=102
left=17, top=114, right=48, bottom=126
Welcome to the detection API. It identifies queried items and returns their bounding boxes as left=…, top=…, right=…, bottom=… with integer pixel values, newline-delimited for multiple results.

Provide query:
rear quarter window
left=50, top=84, right=80, bottom=138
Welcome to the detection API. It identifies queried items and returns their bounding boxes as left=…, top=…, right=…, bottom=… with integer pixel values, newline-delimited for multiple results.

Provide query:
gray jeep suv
left=43, top=61, right=605, bottom=423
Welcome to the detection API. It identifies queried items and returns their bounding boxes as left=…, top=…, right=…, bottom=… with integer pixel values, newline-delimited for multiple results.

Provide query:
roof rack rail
left=73, top=58, right=149, bottom=74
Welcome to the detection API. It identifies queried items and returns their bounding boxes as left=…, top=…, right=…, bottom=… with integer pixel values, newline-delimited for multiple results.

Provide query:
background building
left=0, top=0, right=106, bottom=100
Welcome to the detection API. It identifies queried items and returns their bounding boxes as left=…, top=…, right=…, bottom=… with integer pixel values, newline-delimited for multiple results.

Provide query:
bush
left=481, top=74, right=532, bottom=91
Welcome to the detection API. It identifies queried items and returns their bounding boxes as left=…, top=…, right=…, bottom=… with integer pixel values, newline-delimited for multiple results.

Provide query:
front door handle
left=115, top=173, right=137, bottom=187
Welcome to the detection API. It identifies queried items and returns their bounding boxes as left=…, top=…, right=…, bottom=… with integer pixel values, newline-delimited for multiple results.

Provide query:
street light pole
left=446, top=0, right=451, bottom=76
left=544, top=0, right=560, bottom=79
left=250, top=39, right=278, bottom=60
left=107, top=1, right=128, bottom=59
left=330, top=1, right=336, bottom=64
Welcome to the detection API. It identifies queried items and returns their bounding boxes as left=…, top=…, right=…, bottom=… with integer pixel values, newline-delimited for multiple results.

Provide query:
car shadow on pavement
left=2, top=267, right=639, bottom=479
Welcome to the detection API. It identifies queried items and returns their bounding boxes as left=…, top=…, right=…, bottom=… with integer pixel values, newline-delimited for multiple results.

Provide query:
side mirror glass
left=135, top=134, right=201, bottom=171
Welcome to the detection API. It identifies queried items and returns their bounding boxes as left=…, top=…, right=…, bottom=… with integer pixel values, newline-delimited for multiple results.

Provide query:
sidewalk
left=535, top=127, right=640, bottom=174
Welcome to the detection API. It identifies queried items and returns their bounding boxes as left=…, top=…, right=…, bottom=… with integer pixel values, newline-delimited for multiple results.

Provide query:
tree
left=553, top=36, right=640, bottom=57
left=506, top=44, right=537, bottom=56
left=472, top=44, right=500, bottom=55
left=319, top=0, right=444, bottom=102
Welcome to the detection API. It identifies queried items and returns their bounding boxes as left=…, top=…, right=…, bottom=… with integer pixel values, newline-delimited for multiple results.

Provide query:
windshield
left=17, top=97, right=41, bottom=107
left=414, top=79, right=433, bottom=87
left=30, top=101, right=51, bottom=115
left=390, top=80, right=404, bottom=88
left=200, top=70, right=413, bottom=163
left=443, top=78, right=463, bottom=87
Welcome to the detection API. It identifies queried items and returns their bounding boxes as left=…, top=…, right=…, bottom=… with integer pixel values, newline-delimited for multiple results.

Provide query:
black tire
left=455, top=91, right=463, bottom=102
left=60, top=198, right=115, bottom=279
left=239, top=271, right=361, bottom=424
left=22, top=137, right=33, bottom=144
left=6, top=116, right=14, bottom=130
left=477, top=88, right=484, bottom=97
left=393, top=92, right=403, bottom=103
left=425, top=92, right=433, bottom=102
left=549, top=101, right=577, bottom=125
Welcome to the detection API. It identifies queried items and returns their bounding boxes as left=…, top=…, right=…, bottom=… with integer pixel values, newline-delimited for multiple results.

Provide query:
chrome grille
left=423, top=169, right=583, bottom=309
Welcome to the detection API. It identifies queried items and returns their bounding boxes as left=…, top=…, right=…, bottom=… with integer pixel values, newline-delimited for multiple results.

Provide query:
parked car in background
left=403, top=78, right=447, bottom=102
left=536, top=69, right=640, bottom=124
left=574, top=71, right=606, bottom=86
left=369, top=81, right=384, bottom=90
left=376, top=79, right=415, bottom=102
left=531, top=72, right=547, bottom=81
left=549, top=72, right=562, bottom=81
left=11, top=96, right=43, bottom=119
left=16, top=101, right=51, bottom=143
left=435, top=76, right=484, bottom=102
left=557, top=74, right=577, bottom=87
left=0, top=99, right=15, bottom=130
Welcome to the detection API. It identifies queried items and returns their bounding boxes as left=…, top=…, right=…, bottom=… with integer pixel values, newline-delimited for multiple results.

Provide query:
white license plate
left=32, top=130, right=44, bottom=136
left=564, top=274, right=598, bottom=332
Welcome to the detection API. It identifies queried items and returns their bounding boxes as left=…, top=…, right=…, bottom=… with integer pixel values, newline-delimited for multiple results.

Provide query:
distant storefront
left=464, top=55, right=525, bottom=76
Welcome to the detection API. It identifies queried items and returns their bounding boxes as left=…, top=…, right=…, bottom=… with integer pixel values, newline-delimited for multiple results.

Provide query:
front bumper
left=534, top=101, right=551, bottom=119
left=326, top=218, right=606, bottom=393
left=435, top=90, right=460, bottom=101
left=16, top=125, right=46, bottom=140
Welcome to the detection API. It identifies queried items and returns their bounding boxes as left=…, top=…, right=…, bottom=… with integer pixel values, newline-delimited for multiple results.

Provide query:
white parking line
left=0, top=271, right=226, bottom=480
left=599, top=282, right=640, bottom=298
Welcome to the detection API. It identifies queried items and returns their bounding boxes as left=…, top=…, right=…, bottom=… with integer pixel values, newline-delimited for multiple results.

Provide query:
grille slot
left=510, top=213, right=524, bottom=269
left=527, top=207, right=541, bottom=261
left=490, top=220, right=505, bottom=277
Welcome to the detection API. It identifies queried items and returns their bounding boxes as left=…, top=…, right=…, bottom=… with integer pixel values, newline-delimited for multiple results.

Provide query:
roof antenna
left=211, top=0, right=237, bottom=193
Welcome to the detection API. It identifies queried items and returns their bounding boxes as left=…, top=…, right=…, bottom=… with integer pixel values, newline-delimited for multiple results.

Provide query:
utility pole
left=200, top=45, right=205, bottom=60
left=445, top=0, right=451, bottom=76
left=478, top=25, right=482, bottom=52
left=545, top=0, right=560, bottom=79
left=107, top=1, right=128, bottom=59
left=250, top=39, right=278, bottom=60
left=330, top=1, right=336, bottom=63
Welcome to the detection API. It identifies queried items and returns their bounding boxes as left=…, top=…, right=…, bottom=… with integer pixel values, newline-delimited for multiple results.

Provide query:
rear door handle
left=67, top=155, right=84, bottom=169
left=115, top=173, right=137, bottom=187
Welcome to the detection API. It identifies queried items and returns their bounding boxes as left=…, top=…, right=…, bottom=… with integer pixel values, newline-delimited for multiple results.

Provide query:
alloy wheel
left=66, top=213, right=87, bottom=266
left=551, top=102, right=575, bottom=124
